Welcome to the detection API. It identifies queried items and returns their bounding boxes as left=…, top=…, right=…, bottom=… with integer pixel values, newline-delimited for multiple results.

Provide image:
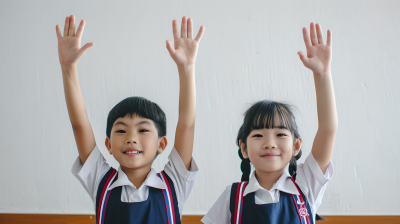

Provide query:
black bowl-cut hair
left=106, top=96, right=166, bottom=138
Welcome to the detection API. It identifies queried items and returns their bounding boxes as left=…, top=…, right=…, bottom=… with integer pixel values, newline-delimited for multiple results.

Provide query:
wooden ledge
left=0, top=214, right=400, bottom=224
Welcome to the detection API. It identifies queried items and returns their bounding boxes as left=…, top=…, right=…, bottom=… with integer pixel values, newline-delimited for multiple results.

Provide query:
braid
left=289, top=148, right=302, bottom=176
left=238, top=148, right=251, bottom=181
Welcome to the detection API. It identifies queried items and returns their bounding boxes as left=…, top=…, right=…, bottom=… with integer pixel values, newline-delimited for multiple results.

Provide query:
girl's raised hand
left=166, top=16, right=205, bottom=67
left=298, top=23, right=331, bottom=74
left=56, top=15, right=94, bottom=66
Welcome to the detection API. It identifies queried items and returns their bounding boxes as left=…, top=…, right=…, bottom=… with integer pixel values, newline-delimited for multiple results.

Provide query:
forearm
left=174, top=65, right=196, bottom=170
left=177, top=65, right=196, bottom=126
left=61, top=65, right=91, bottom=128
left=311, top=71, right=337, bottom=172
left=313, top=71, right=338, bottom=133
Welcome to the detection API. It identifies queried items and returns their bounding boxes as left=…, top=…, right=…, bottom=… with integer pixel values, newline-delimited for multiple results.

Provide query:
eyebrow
left=113, top=120, right=152, bottom=127
left=114, top=121, right=128, bottom=127
left=135, top=121, right=152, bottom=126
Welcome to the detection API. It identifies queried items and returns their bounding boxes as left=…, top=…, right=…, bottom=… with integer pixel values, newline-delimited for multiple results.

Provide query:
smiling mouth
left=261, top=153, right=280, bottom=158
left=124, top=151, right=141, bottom=154
left=123, top=151, right=142, bottom=157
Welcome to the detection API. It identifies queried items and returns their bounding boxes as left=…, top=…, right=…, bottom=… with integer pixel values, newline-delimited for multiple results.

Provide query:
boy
left=56, top=15, right=204, bottom=223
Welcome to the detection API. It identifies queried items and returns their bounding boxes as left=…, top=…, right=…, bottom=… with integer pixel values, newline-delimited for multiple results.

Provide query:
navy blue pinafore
left=230, top=174, right=314, bottom=224
left=95, top=168, right=181, bottom=224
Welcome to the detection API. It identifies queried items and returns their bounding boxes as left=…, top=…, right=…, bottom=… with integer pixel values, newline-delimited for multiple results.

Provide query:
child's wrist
left=177, top=64, right=195, bottom=76
left=313, top=70, right=331, bottom=77
left=61, top=64, right=77, bottom=74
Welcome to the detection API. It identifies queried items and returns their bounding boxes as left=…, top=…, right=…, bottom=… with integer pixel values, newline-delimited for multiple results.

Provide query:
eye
left=277, top=133, right=286, bottom=137
left=253, top=134, right=263, bottom=138
left=139, top=129, right=149, bottom=133
left=116, top=130, right=126, bottom=133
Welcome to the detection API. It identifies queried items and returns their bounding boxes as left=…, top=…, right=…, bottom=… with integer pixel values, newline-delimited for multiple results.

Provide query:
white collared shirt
left=71, top=145, right=199, bottom=218
left=201, top=153, right=333, bottom=224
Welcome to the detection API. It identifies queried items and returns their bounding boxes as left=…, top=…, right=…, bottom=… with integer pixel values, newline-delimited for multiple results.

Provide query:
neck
left=120, top=164, right=152, bottom=189
left=255, top=168, right=285, bottom=191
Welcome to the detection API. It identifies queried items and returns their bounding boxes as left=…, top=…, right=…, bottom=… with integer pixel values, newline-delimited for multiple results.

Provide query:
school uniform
left=71, top=145, right=198, bottom=224
left=201, top=153, right=333, bottom=224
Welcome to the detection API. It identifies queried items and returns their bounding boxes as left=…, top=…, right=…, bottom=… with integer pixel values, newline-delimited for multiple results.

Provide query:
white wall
left=1, top=0, right=399, bottom=215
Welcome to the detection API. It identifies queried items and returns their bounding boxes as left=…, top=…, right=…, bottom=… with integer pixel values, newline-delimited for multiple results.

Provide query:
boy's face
left=240, top=115, right=301, bottom=175
left=105, top=114, right=167, bottom=171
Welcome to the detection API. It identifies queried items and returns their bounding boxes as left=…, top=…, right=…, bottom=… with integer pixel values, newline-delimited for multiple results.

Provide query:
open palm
left=56, top=15, right=94, bottom=66
left=298, top=23, right=332, bottom=74
left=166, top=17, right=205, bottom=67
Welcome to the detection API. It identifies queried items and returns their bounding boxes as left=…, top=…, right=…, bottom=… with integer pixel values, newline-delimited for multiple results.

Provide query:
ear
left=105, top=137, right=112, bottom=155
left=157, top=136, right=168, bottom=155
left=239, top=139, right=249, bottom=159
left=293, top=137, right=302, bottom=156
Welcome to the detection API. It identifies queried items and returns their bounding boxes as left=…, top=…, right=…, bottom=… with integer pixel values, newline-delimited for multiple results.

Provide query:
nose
left=126, top=132, right=138, bottom=144
left=263, top=138, right=277, bottom=149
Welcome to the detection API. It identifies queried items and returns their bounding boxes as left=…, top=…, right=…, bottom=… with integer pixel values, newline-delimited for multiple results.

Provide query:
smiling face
left=105, top=114, right=167, bottom=171
left=240, top=114, right=302, bottom=175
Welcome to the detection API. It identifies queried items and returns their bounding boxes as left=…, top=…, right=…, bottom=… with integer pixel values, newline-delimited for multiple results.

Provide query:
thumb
left=79, top=42, right=95, bottom=55
left=166, top=40, right=175, bottom=55
left=297, top=51, right=309, bottom=66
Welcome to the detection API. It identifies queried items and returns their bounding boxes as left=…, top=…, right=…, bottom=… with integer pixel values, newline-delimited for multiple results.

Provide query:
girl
left=201, top=22, right=337, bottom=224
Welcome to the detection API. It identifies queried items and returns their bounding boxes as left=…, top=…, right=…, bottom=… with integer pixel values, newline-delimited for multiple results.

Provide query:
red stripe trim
left=158, top=173, right=170, bottom=224
left=292, top=194, right=304, bottom=224
left=233, top=182, right=242, bottom=224
left=102, top=189, right=113, bottom=224
left=97, top=169, right=116, bottom=224
left=291, top=176, right=310, bottom=224
left=238, top=182, right=247, bottom=224
left=161, top=171, right=175, bottom=224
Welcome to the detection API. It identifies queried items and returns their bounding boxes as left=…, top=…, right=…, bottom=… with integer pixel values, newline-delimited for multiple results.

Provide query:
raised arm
left=56, top=15, right=95, bottom=165
left=298, top=22, right=338, bottom=174
left=166, top=17, right=205, bottom=170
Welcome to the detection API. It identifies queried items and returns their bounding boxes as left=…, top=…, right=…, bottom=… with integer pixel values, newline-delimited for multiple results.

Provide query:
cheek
left=246, top=141, right=260, bottom=159
left=279, top=141, right=294, bottom=158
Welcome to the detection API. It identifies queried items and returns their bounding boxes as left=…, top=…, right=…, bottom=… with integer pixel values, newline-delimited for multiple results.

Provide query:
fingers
left=69, top=15, right=76, bottom=37
left=309, top=22, right=318, bottom=46
left=187, top=18, right=193, bottom=39
left=172, top=20, right=179, bottom=39
left=194, top=26, right=205, bottom=42
left=166, top=40, right=175, bottom=54
left=63, top=16, right=69, bottom=37
left=326, top=30, right=332, bottom=47
left=76, top=20, right=85, bottom=38
left=79, top=42, right=95, bottom=55
left=181, top=16, right=187, bottom=38
left=302, top=27, right=312, bottom=49
left=56, top=25, right=62, bottom=39
left=316, top=23, right=324, bottom=45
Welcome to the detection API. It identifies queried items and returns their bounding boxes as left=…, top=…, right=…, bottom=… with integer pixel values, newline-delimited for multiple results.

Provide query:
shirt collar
left=243, top=168, right=299, bottom=197
left=107, top=167, right=167, bottom=191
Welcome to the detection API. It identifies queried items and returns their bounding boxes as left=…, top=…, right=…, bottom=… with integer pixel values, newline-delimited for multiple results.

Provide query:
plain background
left=1, top=0, right=399, bottom=215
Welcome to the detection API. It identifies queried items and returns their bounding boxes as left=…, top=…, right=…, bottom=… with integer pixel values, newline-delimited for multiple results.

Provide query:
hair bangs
left=247, top=102, right=294, bottom=133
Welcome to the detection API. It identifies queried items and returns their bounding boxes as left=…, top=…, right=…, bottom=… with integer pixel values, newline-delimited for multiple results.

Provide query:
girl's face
left=240, top=116, right=302, bottom=175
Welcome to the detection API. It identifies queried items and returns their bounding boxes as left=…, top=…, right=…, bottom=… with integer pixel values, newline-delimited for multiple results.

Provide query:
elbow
left=318, top=124, right=338, bottom=135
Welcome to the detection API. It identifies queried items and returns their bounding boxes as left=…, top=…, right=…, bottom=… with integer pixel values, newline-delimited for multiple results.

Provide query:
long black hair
left=236, top=100, right=325, bottom=221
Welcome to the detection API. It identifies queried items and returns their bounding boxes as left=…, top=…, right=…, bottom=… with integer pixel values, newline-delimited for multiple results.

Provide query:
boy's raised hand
left=56, top=15, right=94, bottom=66
left=298, top=22, right=332, bottom=74
left=166, top=16, right=205, bottom=67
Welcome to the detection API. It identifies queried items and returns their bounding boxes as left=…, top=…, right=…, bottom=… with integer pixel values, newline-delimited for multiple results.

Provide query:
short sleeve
left=295, top=152, right=334, bottom=218
left=201, top=185, right=231, bottom=224
left=71, top=145, right=111, bottom=203
left=163, top=147, right=199, bottom=217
